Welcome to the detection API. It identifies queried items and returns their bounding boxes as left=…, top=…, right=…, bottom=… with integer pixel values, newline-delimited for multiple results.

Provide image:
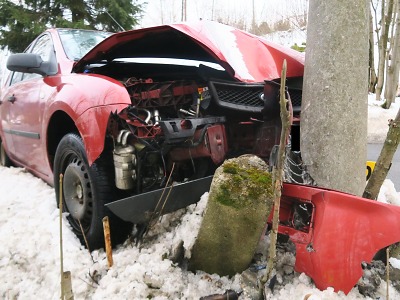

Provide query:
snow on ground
left=264, top=28, right=307, bottom=49
left=1, top=99, right=400, bottom=299
left=368, top=95, right=400, bottom=143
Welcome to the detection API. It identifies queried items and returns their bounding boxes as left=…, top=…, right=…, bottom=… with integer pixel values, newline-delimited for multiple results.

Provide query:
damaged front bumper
left=279, top=183, right=400, bottom=294
left=106, top=176, right=213, bottom=224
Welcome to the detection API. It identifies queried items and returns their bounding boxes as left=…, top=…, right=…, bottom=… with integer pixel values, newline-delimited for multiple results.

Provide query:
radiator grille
left=213, top=83, right=264, bottom=108
left=209, top=81, right=265, bottom=113
left=209, top=81, right=302, bottom=113
left=288, top=89, right=302, bottom=108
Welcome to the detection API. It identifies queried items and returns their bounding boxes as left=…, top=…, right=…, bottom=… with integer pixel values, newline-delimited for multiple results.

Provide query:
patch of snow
left=0, top=166, right=241, bottom=299
left=2, top=157, right=400, bottom=298
left=377, top=180, right=400, bottom=206
left=389, top=257, right=400, bottom=269
left=368, top=94, right=400, bottom=143
left=264, top=28, right=307, bottom=48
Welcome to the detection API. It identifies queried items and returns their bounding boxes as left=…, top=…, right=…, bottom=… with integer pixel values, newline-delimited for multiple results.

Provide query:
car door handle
left=8, top=95, right=16, bottom=103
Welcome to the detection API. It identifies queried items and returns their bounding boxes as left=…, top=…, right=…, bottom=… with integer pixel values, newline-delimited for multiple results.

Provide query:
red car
left=0, top=21, right=304, bottom=250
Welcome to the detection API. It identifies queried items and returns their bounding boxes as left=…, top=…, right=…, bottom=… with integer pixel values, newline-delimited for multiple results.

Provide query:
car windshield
left=57, top=29, right=113, bottom=61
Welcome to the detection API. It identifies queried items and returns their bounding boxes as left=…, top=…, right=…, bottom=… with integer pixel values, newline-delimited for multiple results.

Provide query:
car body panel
left=1, top=23, right=304, bottom=179
left=45, top=74, right=132, bottom=165
left=1, top=76, right=53, bottom=176
left=0, top=29, right=132, bottom=183
left=73, top=21, right=304, bottom=82
left=279, top=183, right=400, bottom=294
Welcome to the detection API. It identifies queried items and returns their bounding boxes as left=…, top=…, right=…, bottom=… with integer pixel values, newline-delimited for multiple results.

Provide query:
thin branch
left=262, top=59, right=291, bottom=288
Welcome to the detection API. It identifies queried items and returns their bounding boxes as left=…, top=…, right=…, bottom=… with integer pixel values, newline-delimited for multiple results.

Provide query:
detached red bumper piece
left=276, top=183, right=400, bottom=294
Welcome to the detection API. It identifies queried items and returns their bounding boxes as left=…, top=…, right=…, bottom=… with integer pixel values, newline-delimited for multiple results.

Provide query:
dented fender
left=75, top=103, right=128, bottom=165
left=279, top=183, right=400, bottom=294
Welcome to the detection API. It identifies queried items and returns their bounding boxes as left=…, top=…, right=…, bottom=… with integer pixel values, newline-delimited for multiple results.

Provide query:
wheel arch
left=47, top=102, right=127, bottom=173
left=47, top=110, right=79, bottom=172
left=45, top=74, right=132, bottom=168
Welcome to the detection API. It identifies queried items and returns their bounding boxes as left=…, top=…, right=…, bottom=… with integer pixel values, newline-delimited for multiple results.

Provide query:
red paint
left=168, top=124, right=227, bottom=165
left=275, top=183, right=400, bottom=294
left=74, top=21, right=304, bottom=82
left=0, top=29, right=132, bottom=184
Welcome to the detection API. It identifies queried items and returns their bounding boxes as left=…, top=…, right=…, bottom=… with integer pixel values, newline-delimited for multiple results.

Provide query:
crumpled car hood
left=73, top=21, right=304, bottom=82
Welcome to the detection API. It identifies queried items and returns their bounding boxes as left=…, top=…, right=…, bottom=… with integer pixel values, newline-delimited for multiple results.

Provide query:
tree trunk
left=369, top=9, right=378, bottom=93
left=383, top=0, right=400, bottom=108
left=376, top=0, right=394, bottom=100
left=301, top=0, right=369, bottom=196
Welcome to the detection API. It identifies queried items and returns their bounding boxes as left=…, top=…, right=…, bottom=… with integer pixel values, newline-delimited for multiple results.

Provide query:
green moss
left=223, top=162, right=239, bottom=174
left=217, top=162, right=273, bottom=209
left=291, top=42, right=306, bottom=52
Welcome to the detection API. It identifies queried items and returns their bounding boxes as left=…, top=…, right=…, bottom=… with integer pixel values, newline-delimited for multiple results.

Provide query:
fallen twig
left=103, top=216, right=113, bottom=268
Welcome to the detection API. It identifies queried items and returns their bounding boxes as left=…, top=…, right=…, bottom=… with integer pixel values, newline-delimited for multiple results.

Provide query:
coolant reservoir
left=113, top=145, right=137, bottom=190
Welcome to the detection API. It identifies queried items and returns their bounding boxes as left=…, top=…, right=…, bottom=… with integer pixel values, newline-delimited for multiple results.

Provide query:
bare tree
left=376, top=0, right=395, bottom=100
left=301, top=0, right=369, bottom=196
left=365, top=0, right=400, bottom=199
left=364, top=111, right=400, bottom=199
left=160, top=0, right=164, bottom=24
left=181, top=0, right=187, bottom=21
left=382, top=0, right=400, bottom=108
left=369, top=8, right=378, bottom=93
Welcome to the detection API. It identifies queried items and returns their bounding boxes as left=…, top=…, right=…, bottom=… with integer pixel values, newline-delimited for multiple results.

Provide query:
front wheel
left=53, top=133, right=132, bottom=250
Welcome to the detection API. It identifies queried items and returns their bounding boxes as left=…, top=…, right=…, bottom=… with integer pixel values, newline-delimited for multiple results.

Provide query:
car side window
left=8, top=34, right=53, bottom=85
left=22, top=34, right=53, bottom=81
left=31, top=34, right=52, bottom=61
left=9, top=71, right=24, bottom=85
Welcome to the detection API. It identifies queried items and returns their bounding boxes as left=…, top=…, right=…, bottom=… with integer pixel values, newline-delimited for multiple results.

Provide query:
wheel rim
left=63, top=156, right=93, bottom=232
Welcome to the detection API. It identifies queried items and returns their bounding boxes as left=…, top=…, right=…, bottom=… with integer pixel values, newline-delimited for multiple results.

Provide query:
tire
left=0, top=138, right=12, bottom=167
left=53, top=133, right=132, bottom=250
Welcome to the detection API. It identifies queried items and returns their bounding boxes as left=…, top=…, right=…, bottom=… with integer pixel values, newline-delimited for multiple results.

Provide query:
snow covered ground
left=1, top=96, right=400, bottom=300
left=368, top=95, right=400, bottom=143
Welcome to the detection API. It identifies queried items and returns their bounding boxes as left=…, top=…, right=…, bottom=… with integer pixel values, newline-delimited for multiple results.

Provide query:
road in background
left=367, top=143, right=400, bottom=191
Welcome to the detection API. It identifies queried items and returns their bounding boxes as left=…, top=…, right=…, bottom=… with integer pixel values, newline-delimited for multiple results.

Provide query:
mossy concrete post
left=189, top=155, right=274, bottom=276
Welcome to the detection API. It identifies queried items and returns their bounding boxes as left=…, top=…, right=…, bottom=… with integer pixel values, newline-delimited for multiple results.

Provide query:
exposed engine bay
left=95, top=60, right=303, bottom=197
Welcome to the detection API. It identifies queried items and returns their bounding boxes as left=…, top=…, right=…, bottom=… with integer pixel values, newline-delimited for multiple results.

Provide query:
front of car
left=2, top=20, right=308, bottom=256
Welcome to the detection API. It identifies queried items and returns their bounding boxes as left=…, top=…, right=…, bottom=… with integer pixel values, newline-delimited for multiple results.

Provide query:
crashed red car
left=0, top=21, right=303, bottom=249
left=1, top=21, right=397, bottom=295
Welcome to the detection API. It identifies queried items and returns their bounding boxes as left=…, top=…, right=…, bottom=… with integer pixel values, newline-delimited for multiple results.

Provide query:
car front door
left=2, top=33, right=56, bottom=176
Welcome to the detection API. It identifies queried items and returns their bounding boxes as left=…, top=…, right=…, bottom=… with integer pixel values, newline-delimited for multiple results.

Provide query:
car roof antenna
left=103, top=10, right=125, bottom=32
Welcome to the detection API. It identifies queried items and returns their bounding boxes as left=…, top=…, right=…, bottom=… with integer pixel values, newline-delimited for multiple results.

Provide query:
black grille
left=209, top=81, right=303, bottom=113
left=209, top=81, right=265, bottom=113
left=288, top=89, right=302, bottom=108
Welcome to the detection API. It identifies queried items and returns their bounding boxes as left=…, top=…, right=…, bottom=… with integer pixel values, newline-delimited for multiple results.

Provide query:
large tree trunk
left=376, top=0, right=394, bottom=100
left=383, top=0, right=400, bottom=108
left=301, top=0, right=369, bottom=196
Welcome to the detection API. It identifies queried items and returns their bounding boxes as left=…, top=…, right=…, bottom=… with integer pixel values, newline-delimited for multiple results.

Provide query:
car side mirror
left=7, top=53, right=56, bottom=76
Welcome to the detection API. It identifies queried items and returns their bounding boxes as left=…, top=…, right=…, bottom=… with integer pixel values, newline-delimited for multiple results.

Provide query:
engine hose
left=180, top=124, right=211, bottom=148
